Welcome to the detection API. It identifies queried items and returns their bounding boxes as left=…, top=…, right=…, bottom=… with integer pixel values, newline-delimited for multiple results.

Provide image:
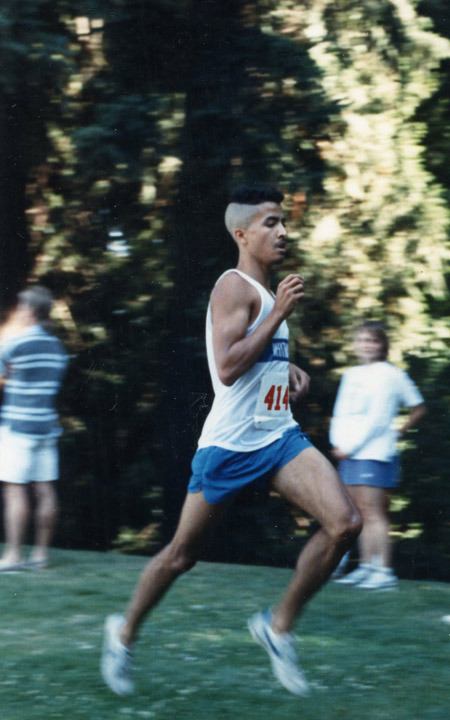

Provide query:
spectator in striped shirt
left=0, top=286, right=68, bottom=572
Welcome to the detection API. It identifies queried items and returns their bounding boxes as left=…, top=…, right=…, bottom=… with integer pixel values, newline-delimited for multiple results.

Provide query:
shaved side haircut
left=225, top=184, right=284, bottom=239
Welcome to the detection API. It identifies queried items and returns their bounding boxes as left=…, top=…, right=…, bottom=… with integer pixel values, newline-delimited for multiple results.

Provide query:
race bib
left=254, top=372, right=290, bottom=430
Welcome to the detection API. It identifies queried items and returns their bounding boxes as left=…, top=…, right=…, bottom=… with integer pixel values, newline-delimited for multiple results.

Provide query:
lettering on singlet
left=258, top=339, right=289, bottom=363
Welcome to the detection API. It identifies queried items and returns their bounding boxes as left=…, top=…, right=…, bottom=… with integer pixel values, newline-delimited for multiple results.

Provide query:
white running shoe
left=334, top=563, right=372, bottom=585
left=101, top=614, right=134, bottom=696
left=358, top=568, right=398, bottom=590
left=248, top=610, right=309, bottom=696
left=0, top=561, right=26, bottom=573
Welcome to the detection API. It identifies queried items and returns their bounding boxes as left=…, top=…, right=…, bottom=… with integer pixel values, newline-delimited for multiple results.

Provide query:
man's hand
left=331, top=447, right=348, bottom=461
left=289, top=363, right=310, bottom=403
left=273, top=275, right=304, bottom=321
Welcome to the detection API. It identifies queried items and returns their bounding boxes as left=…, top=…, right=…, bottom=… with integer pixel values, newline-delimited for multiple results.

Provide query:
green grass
left=0, top=547, right=449, bottom=720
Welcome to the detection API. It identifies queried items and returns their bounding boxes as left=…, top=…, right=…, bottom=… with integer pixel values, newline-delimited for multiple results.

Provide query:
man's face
left=240, top=202, right=288, bottom=266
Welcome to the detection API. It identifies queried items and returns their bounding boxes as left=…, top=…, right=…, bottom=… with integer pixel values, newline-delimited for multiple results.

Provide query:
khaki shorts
left=0, top=426, right=59, bottom=484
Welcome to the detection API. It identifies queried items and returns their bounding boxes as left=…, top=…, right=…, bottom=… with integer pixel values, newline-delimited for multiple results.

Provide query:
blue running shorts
left=188, top=426, right=313, bottom=504
left=338, top=458, right=399, bottom=489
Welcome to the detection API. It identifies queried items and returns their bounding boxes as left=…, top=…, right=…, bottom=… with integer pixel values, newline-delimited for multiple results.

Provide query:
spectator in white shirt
left=330, top=321, right=426, bottom=589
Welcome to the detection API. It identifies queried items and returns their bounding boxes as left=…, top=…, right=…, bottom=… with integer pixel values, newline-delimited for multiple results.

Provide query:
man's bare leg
left=0, top=483, right=30, bottom=566
left=101, top=491, right=230, bottom=695
left=121, top=491, right=229, bottom=646
left=31, top=482, right=58, bottom=564
left=270, top=448, right=362, bottom=633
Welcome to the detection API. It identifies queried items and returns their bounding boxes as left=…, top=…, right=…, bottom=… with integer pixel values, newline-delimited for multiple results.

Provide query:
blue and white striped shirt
left=0, top=325, right=68, bottom=437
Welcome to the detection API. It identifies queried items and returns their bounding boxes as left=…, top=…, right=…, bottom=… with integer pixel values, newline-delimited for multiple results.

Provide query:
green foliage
left=0, top=1, right=72, bottom=306
left=285, top=0, right=450, bottom=354
left=0, top=0, right=448, bottom=572
left=281, top=1, right=450, bottom=573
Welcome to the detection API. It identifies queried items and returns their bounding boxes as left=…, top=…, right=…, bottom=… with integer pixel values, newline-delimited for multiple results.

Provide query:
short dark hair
left=355, top=320, right=389, bottom=360
left=229, top=184, right=284, bottom=205
left=17, top=285, right=54, bottom=321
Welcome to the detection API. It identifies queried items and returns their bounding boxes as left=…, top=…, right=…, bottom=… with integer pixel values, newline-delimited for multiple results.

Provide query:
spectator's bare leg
left=0, top=482, right=30, bottom=565
left=31, top=481, right=58, bottom=563
left=348, top=485, right=391, bottom=567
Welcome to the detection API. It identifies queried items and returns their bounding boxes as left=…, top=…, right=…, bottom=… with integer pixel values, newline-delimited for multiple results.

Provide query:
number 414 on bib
left=264, top=384, right=289, bottom=412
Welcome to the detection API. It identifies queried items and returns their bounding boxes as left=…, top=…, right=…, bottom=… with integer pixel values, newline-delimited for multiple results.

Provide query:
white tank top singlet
left=197, top=269, right=298, bottom=452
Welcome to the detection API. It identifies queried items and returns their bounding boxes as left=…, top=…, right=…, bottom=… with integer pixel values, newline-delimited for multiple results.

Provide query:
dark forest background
left=0, top=0, right=449, bottom=579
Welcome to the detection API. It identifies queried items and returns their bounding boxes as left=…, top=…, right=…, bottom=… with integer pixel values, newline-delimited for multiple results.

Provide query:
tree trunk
left=160, top=0, right=244, bottom=538
left=0, top=92, right=31, bottom=311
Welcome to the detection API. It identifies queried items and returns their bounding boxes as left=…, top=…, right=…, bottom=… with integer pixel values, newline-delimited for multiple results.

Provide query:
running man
left=101, top=184, right=361, bottom=696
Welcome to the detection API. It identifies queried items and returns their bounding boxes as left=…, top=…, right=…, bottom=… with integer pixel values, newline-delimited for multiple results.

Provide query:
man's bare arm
left=211, top=273, right=304, bottom=386
left=289, top=364, right=310, bottom=403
